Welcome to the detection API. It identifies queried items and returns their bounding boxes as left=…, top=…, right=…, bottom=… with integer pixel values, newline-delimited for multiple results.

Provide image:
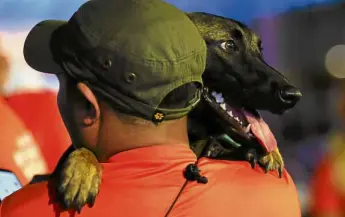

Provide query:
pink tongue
left=244, top=111, right=277, bottom=153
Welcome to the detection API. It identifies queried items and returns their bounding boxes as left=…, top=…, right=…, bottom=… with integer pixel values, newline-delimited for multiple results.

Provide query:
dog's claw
left=245, top=149, right=258, bottom=169
left=87, top=193, right=97, bottom=208
left=278, top=166, right=283, bottom=178
left=250, top=161, right=255, bottom=169
left=76, top=205, right=82, bottom=214
left=264, top=163, right=270, bottom=174
left=250, top=156, right=257, bottom=169
left=55, top=148, right=102, bottom=212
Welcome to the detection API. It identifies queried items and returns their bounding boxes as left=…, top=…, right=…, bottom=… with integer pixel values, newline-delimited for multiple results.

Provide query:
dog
left=186, top=12, right=301, bottom=170
left=50, top=12, right=302, bottom=212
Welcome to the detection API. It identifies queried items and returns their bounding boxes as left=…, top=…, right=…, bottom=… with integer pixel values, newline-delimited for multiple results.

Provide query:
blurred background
left=1, top=0, right=345, bottom=216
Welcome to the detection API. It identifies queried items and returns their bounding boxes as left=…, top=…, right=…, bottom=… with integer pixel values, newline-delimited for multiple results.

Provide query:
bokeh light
left=325, top=44, right=345, bottom=79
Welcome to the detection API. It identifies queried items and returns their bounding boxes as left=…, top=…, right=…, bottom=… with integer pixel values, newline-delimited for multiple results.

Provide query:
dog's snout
left=277, top=87, right=302, bottom=105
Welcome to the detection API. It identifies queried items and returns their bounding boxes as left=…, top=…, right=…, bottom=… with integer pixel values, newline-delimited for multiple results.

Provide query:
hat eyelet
left=102, top=59, right=112, bottom=69
left=153, top=111, right=165, bottom=123
left=125, top=72, right=137, bottom=84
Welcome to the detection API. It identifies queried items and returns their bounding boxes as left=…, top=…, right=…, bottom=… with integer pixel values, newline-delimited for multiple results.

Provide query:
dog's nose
left=277, top=87, right=302, bottom=105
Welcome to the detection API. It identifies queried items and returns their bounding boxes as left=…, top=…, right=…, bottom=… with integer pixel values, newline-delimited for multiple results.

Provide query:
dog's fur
left=50, top=12, right=301, bottom=212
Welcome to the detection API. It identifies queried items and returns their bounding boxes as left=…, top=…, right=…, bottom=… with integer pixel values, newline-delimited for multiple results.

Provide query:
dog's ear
left=185, top=12, right=199, bottom=23
left=185, top=12, right=209, bottom=24
left=185, top=12, right=192, bottom=17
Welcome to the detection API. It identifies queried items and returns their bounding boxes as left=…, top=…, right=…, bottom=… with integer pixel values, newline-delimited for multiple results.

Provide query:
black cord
left=163, top=180, right=188, bottom=217
left=164, top=160, right=208, bottom=217
left=164, top=138, right=217, bottom=216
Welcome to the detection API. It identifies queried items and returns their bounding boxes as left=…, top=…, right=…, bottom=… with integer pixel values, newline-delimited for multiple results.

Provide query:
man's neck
left=94, top=116, right=190, bottom=162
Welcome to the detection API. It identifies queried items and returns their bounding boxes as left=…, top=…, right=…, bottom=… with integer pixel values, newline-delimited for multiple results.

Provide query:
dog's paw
left=57, top=148, right=102, bottom=213
left=258, top=148, right=284, bottom=178
left=245, top=148, right=284, bottom=178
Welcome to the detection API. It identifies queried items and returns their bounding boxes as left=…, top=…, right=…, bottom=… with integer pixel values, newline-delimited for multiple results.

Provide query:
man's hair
left=97, top=82, right=198, bottom=125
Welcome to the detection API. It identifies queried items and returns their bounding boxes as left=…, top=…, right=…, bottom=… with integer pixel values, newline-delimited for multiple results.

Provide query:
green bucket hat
left=23, top=0, right=206, bottom=122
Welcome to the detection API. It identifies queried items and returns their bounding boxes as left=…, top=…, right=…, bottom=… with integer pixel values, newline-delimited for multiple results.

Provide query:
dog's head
left=187, top=12, right=302, bottom=153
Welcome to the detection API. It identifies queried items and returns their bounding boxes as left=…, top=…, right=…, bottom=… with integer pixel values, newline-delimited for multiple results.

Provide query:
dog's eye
left=220, top=40, right=237, bottom=51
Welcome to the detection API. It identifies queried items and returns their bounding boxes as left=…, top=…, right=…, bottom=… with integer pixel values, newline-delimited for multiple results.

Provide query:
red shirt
left=309, top=158, right=345, bottom=215
left=0, top=97, right=48, bottom=185
left=0, top=145, right=301, bottom=217
left=6, top=91, right=71, bottom=172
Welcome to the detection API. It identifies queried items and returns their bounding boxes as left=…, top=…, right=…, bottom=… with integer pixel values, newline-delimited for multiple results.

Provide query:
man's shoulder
left=200, top=159, right=298, bottom=199
left=172, top=158, right=301, bottom=217
left=199, top=158, right=294, bottom=183
left=1, top=182, right=50, bottom=216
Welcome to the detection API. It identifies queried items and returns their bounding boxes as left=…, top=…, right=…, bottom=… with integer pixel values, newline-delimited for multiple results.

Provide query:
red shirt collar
left=106, top=144, right=196, bottom=163
left=101, top=144, right=197, bottom=179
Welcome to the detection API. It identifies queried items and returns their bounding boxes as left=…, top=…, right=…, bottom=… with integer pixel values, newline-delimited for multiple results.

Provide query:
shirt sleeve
left=309, top=159, right=343, bottom=214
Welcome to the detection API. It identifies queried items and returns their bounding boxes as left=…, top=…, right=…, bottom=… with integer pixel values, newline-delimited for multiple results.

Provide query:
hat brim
left=24, top=20, right=67, bottom=74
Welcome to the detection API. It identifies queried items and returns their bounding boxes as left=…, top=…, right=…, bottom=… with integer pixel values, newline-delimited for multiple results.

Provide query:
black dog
left=186, top=12, right=301, bottom=170
left=50, top=12, right=302, bottom=212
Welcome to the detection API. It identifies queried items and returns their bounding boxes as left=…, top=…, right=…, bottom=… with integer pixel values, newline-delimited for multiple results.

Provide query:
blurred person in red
left=2, top=33, right=71, bottom=172
left=0, top=34, right=48, bottom=185
left=5, top=83, right=71, bottom=172
left=309, top=82, right=345, bottom=217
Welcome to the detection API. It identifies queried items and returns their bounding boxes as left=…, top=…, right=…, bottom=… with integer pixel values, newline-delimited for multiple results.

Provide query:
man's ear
left=76, top=82, right=100, bottom=126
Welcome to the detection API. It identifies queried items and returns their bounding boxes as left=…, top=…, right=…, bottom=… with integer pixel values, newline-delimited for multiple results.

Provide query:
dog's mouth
left=202, top=87, right=277, bottom=153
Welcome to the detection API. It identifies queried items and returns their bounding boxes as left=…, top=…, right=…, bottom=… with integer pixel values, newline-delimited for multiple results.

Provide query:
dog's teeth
left=212, top=91, right=224, bottom=103
left=227, top=111, right=233, bottom=117
left=245, top=124, right=251, bottom=133
left=235, top=117, right=240, bottom=122
left=220, top=103, right=226, bottom=110
left=211, top=91, right=220, bottom=97
left=216, top=97, right=224, bottom=104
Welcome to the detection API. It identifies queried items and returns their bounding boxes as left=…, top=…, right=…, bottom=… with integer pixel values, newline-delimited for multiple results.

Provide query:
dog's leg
left=52, top=146, right=102, bottom=213
left=193, top=136, right=284, bottom=177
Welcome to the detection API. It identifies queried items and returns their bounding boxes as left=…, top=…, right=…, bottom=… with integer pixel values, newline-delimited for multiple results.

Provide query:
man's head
left=23, top=0, right=206, bottom=158
left=0, top=35, right=10, bottom=93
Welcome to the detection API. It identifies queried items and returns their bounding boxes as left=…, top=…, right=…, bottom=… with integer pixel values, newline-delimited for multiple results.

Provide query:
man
left=0, top=35, right=48, bottom=185
left=0, top=0, right=301, bottom=216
